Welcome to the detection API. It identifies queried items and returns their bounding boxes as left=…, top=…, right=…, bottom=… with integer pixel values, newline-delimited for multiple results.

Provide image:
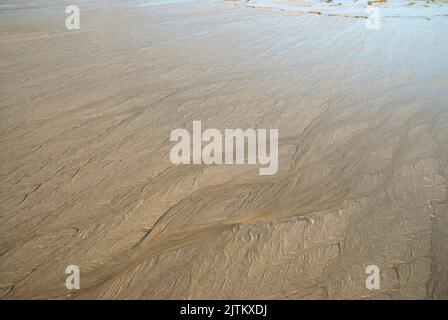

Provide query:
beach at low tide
left=1, top=0, right=448, bottom=299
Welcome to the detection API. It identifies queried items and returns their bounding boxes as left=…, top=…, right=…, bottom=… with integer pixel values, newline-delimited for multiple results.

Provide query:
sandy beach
left=1, top=0, right=448, bottom=299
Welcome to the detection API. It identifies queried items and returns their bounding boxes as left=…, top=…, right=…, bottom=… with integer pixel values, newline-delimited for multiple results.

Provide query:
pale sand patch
left=0, top=0, right=448, bottom=299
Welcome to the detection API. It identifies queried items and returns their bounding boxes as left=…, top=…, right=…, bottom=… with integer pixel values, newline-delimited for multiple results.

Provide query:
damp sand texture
left=1, top=0, right=448, bottom=299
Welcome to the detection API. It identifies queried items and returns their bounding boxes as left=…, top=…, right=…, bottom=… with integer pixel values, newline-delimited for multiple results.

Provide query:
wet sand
left=1, top=0, right=448, bottom=299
